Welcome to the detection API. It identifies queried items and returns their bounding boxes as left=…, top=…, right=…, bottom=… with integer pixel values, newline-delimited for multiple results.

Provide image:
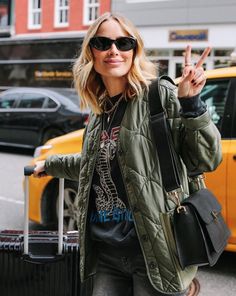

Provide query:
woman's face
left=90, top=19, right=134, bottom=81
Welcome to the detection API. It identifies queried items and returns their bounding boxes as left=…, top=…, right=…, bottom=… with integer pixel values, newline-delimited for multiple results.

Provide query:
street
left=0, top=148, right=235, bottom=295
left=0, top=147, right=32, bottom=229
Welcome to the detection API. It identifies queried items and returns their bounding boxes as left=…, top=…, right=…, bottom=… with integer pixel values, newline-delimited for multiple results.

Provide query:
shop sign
left=34, top=70, right=73, bottom=80
left=169, top=30, right=208, bottom=42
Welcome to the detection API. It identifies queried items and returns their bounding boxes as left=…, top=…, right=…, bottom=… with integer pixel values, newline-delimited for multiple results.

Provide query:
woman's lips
left=104, top=59, right=123, bottom=65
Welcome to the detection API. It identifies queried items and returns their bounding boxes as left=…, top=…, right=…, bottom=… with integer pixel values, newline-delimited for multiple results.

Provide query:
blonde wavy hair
left=73, top=12, right=157, bottom=114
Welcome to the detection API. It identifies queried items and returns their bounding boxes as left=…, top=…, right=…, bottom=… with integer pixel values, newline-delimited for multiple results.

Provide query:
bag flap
left=182, top=188, right=222, bottom=224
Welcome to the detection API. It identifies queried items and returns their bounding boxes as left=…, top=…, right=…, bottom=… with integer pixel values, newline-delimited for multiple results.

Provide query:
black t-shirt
left=88, top=92, right=205, bottom=249
left=88, top=94, right=138, bottom=247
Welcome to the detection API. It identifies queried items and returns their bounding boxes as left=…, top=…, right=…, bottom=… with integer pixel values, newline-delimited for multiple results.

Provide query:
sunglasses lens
left=90, top=37, right=136, bottom=51
left=116, top=37, right=136, bottom=51
left=90, top=37, right=112, bottom=51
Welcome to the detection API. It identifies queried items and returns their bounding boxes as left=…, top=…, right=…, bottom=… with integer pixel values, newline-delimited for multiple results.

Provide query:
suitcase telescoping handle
left=24, top=166, right=64, bottom=256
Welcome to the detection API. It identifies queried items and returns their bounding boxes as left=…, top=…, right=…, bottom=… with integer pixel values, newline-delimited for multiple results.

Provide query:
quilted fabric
left=45, top=79, right=222, bottom=293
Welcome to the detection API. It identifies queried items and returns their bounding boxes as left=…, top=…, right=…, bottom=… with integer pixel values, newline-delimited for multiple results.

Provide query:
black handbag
left=148, top=77, right=231, bottom=269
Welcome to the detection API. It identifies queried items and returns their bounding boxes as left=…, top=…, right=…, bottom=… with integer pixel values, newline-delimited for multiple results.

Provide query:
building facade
left=15, top=0, right=110, bottom=37
left=2, top=0, right=235, bottom=89
left=0, top=0, right=111, bottom=88
left=112, top=0, right=236, bottom=77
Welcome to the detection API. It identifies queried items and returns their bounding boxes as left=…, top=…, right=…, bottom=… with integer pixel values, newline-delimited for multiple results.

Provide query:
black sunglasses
left=89, top=36, right=136, bottom=51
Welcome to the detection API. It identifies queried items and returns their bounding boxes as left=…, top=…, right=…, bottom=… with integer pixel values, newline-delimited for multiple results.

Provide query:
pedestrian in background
left=34, top=12, right=222, bottom=296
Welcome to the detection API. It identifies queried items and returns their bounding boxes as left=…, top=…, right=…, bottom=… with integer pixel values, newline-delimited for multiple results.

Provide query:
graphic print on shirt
left=93, top=126, right=126, bottom=215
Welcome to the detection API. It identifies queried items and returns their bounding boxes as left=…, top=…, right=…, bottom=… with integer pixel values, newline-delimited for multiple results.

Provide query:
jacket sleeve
left=44, top=153, right=81, bottom=181
left=179, top=111, right=222, bottom=173
left=44, top=121, right=90, bottom=180
left=159, top=80, right=222, bottom=173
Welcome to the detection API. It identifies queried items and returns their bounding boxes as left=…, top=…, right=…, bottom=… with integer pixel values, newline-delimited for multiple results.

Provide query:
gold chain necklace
left=103, top=94, right=123, bottom=116
left=100, top=97, right=122, bottom=149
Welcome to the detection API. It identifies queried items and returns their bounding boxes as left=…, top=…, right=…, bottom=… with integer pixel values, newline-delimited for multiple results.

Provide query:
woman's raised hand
left=178, top=45, right=211, bottom=99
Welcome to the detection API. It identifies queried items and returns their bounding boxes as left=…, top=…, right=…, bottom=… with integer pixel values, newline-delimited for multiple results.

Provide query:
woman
left=34, top=12, right=222, bottom=296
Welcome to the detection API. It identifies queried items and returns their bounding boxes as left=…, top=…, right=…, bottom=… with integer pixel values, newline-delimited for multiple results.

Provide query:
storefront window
left=0, top=38, right=83, bottom=88
left=214, top=49, right=233, bottom=57
left=150, top=60, right=169, bottom=76
left=214, top=59, right=233, bottom=68
left=0, top=39, right=83, bottom=60
left=173, top=49, right=206, bottom=58
left=175, top=63, right=183, bottom=78
left=145, top=49, right=170, bottom=57
left=213, top=49, right=235, bottom=68
left=0, top=62, right=74, bottom=88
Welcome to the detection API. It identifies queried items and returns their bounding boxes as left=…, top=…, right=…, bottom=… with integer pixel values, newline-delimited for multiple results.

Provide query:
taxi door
left=224, top=78, right=236, bottom=251
left=200, top=77, right=235, bottom=250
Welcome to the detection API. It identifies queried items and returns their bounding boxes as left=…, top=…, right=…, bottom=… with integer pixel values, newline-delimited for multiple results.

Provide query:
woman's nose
left=108, top=43, right=119, bottom=55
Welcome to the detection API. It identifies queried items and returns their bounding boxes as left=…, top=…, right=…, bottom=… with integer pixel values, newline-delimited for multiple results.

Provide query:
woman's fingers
left=182, top=68, right=194, bottom=82
left=192, top=73, right=206, bottom=87
left=183, top=46, right=211, bottom=71
left=179, top=45, right=209, bottom=97
left=195, top=47, right=211, bottom=68
left=184, top=45, right=192, bottom=67
left=190, top=68, right=204, bottom=84
left=33, top=160, right=46, bottom=178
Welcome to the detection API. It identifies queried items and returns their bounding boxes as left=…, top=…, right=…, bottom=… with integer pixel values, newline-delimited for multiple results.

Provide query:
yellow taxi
left=27, top=67, right=236, bottom=252
left=28, top=128, right=84, bottom=231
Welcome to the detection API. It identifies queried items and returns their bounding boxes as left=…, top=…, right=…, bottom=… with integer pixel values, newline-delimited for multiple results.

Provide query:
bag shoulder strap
left=148, top=75, right=176, bottom=116
left=148, top=76, right=181, bottom=192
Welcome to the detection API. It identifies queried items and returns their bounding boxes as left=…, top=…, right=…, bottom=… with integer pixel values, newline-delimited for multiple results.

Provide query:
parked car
left=27, top=67, right=236, bottom=253
left=0, top=87, right=89, bottom=148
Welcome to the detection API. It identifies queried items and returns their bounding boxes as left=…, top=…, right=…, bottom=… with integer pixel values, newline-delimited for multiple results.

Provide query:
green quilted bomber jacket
left=45, top=79, right=222, bottom=294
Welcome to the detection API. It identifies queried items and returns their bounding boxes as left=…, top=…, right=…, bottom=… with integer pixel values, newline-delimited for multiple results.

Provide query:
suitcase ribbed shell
left=0, top=230, right=80, bottom=296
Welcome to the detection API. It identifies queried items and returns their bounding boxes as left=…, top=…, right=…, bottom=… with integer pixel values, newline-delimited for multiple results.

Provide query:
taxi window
left=200, top=80, right=229, bottom=131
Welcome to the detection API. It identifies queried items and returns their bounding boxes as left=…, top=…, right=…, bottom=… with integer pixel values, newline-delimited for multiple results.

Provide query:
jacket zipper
left=81, top=118, right=102, bottom=279
left=116, top=145, right=161, bottom=287
left=116, top=102, right=154, bottom=279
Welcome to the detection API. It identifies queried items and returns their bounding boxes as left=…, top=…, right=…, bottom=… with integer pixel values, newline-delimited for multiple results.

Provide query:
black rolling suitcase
left=0, top=166, right=84, bottom=296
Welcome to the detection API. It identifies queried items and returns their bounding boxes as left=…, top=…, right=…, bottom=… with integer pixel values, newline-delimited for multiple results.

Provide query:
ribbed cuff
left=179, top=94, right=206, bottom=118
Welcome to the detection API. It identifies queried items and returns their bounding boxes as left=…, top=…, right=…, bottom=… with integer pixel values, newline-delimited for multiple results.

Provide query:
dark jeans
left=91, top=245, right=187, bottom=296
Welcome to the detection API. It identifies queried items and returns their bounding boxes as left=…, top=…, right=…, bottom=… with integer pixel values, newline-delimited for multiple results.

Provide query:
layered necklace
left=102, top=94, right=124, bottom=123
left=100, top=94, right=123, bottom=149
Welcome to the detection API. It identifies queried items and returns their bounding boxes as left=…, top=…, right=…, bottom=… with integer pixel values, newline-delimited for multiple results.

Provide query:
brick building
left=0, top=0, right=111, bottom=88
left=15, top=0, right=110, bottom=37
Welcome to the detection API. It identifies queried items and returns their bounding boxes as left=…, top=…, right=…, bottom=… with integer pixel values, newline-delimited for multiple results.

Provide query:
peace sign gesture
left=178, top=45, right=211, bottom=98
